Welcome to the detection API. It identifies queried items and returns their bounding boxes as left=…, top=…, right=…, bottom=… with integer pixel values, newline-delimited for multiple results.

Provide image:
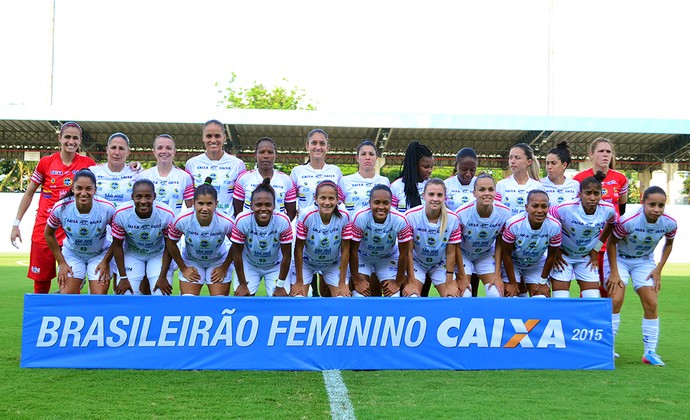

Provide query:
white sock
left=408, top=293, right=419, bottom=298
left=581, top=289, right=601, bottom=298
left=352, top=290, right=365, bottom=298
left=519, top=292, right=529, bottom=298
left=552, top=290, right=570, bottom=298
left=612, top=313, right=621, bottom=338
left=484, top=284, right=501, bottom=297
left=532, top=294, right=547, bottom=298
left=642, top=318, right=659, bottom=353
left=462, top=288, right=472, bottom=298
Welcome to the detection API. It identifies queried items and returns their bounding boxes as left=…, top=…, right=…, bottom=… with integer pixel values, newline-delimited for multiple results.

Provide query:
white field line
left=16, top=260, right=29, bottom=266
left=323, top=370, right=356, bottom=420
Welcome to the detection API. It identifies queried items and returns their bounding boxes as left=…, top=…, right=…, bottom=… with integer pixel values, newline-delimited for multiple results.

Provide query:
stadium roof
left=1, top=106, right=689, bottom=170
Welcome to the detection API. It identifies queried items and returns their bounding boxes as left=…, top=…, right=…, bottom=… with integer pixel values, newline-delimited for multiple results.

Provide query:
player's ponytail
left=194, top=176, right=218, bottom=201
left=251, top=177, right=276, bottom=204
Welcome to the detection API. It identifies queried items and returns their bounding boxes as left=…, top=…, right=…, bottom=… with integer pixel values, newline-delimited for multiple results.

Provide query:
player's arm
left=11, top=180, right=40, bottom=247
left=232, top=243, right=250, bottom=296
left=649, top=237, right=674, bottom=292
left=606, top=235, right=622, bottom=295
left=272, top=243, right=292, bottom=297
left=501, top=240, right=518, bottom=297
left=112, top=237, right=132, bottom=294
left=291, top=237, right=307, bottom=296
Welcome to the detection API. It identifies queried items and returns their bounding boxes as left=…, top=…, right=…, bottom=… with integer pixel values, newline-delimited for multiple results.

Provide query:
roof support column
left=663, top=162, right=679, bottom=204
left=638, top=168, right=653, bottom=203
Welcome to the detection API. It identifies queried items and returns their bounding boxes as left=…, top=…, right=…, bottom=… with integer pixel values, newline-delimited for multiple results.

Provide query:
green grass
left=1, top=254, right=689, bottom=418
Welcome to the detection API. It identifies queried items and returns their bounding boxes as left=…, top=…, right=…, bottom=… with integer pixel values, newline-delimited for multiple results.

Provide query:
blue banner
left=21, top=295, right=613, bottom=370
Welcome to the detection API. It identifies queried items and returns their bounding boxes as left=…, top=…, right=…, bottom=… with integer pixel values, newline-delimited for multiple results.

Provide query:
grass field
left=1, top=253, right=689, bottom=419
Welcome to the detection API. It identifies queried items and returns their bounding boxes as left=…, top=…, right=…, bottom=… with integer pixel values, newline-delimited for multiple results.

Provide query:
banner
left=21, top=295, right=613, bottom=370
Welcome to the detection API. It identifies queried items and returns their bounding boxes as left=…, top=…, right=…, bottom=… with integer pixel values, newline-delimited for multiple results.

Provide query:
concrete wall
left=1, top=193, right=688, bottom=264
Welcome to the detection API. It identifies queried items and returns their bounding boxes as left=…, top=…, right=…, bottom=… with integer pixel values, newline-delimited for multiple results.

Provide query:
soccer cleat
left=614, top=352, right=620, bottom=359
left=642, top=351, right=665, bottom=366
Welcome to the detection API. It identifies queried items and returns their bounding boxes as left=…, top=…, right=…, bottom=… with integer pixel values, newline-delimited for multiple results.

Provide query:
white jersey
left=89, top=164, right=138, bottom=205
left=111, top=201, right=176, bottom=257
left=456, top=201, right=513, bottom=258
left=406, top=205, right=462, bottom=268
left=495, top=175, right=543, bottom=216
left=231, top=211, right=293, bottom=268
left=338, top=172, right=390, bottom=217
left=350, top=208, right=412, bottom=259
left=233, top=169, right=297, bottom=215
left=138, top=166, right=194, bottom=215
left=613, top=207, right=677, bottom=258
left=540, top=177, right=580, bottom=207
left=184, top=152, right=246, bottom=212
left=296, top=208, right=352, bottom=267
left=390, top=178, right=427, bottom=213
left=47, top=197, right=116, bottom=257
left=168, top=207, right=235, bottom=267
left=549, top=200, right=617, bottom=257
left=444, top=176, right=476, bottom=211
left=502, top=213, right=562, bottom=268
left=290, top=163, right=344, bottom=214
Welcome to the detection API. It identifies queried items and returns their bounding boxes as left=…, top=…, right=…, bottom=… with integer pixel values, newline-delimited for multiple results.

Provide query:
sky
left=1, top=0, right=690, bottom=119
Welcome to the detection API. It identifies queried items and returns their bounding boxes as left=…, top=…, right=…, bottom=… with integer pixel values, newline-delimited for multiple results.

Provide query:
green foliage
left=681, top=172, right=690, bottom=196
left=0, top=159, right=37, bottom=192
left=625, top=170, right=641, bottom=204
left=217, top=72, right=317, bottom=110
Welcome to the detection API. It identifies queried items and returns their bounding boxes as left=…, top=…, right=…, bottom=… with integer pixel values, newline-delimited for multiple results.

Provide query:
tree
left=217, top=72, right=317, bottom=110
left=0, top=159, right=37, bottom=192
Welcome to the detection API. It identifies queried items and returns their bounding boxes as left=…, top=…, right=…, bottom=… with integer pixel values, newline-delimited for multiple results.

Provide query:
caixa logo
left=436, top=318, right=566, bottom=348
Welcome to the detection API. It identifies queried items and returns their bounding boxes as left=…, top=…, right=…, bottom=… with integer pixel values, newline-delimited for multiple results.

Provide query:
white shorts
left=238, top=263, right=291, bottom=296
left=120, top=251, right=174, bottom=295
left=605, top=254, right=656, bottom=290
left=290, top=261, right=345, bottom=288
left=503, top=260, right=545, bottom=285
left=62, top=247, right=109, bottom=281
left=550, top=253, right=599, bottom=283
left=412, top=261, right=447, bottom=286
left=358, top=254, right=399, bottom=282
left=179, top=253, right=233, bottom=285
left=462, top=251, right=496, bottom=276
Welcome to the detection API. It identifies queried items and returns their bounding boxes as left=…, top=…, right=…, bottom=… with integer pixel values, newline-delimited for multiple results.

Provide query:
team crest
left=259, top=240, right=268, bottom=249
left=64, top=178, right=72, bottom=186
left=79, top=227, right=88, bottom=236
left=140, top=232, right=150, bottom=241
left=200, top=240, right=210, bottom=248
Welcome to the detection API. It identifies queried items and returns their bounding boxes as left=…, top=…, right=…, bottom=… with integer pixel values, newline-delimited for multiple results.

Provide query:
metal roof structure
left=1, top=106, right=689, bottom=170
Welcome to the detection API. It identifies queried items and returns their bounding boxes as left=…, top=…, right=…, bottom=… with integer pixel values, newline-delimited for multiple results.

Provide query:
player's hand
left=487, top=274, right=504, bottom=296
left=443, top=278, right=460, bottom=297
left=456, top=275, right=470, bottom=297
left=210, top=266, right=228, bottom=283
left=402, top=282, right=420, bottom=297
left=115, top=278, right=133, bottom=295
left=647, top=268, right=662, bottom=293
left=290, top=282, right=305, bottom=297
left=234, top=283, right=250, bottom=296
left=554, top=252, right=568, bottom=270
left=586, top=250, right=599, bottom=270
left=337, top=284, right=351, bottom=297
left=10, top=226, right=21, bottom=249
left=95, top=261, right=111, bottom=285
left=381, top=280, right=400, bottom=297
left=57, top=262, right=73, bottom=287
left=273, top=286, right=288, bottom=297
left=504, top=282, right=519, bottom=297
left=606, top=274, right=622, bottom=296
left=154, top=275, right=172, bottom=295
left=353, top=279, right=371, bottom=297
left=181, top=266, right=200, bottom=283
